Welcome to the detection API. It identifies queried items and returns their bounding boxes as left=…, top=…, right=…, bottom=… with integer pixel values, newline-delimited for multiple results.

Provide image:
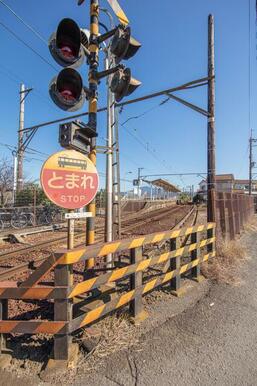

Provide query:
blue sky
left=0, top=0, right=256, bottom=191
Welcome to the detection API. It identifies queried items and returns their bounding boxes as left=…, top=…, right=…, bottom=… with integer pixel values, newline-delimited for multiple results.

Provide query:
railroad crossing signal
left=111, top=26, right=141, bottom=62
left=48, top=13, right=141, bottom=111
left=48, top=18, right=87, bottom=68
left=111, top=68, right=141, bottom=102
left=48, top=18, right=90, bottom=112
left=49, top=68, right=86, bottom=112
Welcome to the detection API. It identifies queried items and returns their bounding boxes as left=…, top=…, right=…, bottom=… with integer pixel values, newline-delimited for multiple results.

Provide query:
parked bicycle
left=37, top=206, right=63, bottom=225
left=0, top=210, right=27, bottom=230
left=21, top=211, right=36, bottom=227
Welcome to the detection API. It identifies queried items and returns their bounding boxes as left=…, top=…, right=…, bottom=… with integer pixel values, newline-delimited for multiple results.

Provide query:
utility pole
left=12, top=151, right=17, bottom=204
left=138, top=167, right=144, bottom=198
left=249, top=129, right=253, bottom=195
left=207, top=15, right=216, bottom=223
left=17, top=84, right=32, bottom=193
left=17, top=84, right=25, bottom=193
left=249, top=129, right=257, bottom=195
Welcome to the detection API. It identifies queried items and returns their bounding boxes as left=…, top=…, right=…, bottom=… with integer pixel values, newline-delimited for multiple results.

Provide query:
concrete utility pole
left=207, top=15, right=216, bottom=223
left=138, top=167, right=144, bottom=198
left=249, top=129, right=253, bottom=195
left=17, top=83, right=25, bottom=193
left=17, top=83, right=33, bottom=193
left=249, top=129, right=257, bottom=195
left=12, top=151, right=17, bottom=204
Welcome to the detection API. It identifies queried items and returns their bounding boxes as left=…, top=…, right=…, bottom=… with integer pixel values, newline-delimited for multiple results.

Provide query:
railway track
left=0, top=204, right=178, bottom=260
left=0, top=205, right=196, bottom=281
left=121, top=205, right=189, bottom=234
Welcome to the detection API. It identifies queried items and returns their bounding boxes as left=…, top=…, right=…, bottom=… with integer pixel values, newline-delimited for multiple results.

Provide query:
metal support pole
left=129, top=247, right=143, bottom=318
left=207, top=15, right=216, bottom=223
left=17, top=84, right=25, bottom=193
left=12, top=151, right=17, bottom=205
left=249, top=129, right=253, bottom=195
left=112, top=107, right=121, bottom=239
left=33, top=187, right=37, bottom=226
left=105, top=48, right=113, bottom=267
left=54, top=210, right=74, bottom=361
left=86, top=0, right=99, bottom=270
left=138, top=167, right=143, bottom=198
left=0, top=300, right=8, bottom=353
left=170, top=238, right=180, bottom=293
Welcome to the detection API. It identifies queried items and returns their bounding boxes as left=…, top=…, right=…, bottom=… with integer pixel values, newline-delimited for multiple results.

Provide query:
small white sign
left=65, top=212, right=93, bottom=219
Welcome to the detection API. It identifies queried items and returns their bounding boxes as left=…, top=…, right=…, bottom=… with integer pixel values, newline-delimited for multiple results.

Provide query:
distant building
left=233, top=179, right=257, bottom=194
left=124, top=179, right=180, bottom=200
left=198, top=174, right=257, bottom=198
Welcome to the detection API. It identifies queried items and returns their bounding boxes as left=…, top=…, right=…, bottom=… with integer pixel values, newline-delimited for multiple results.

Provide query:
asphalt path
left=79, top=229, right=257, bottom=386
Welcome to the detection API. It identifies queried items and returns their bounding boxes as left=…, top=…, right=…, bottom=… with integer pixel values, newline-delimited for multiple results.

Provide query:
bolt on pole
left=86, top=0, right=100, bottom=270
left=207, top=14, right=216, bottom=223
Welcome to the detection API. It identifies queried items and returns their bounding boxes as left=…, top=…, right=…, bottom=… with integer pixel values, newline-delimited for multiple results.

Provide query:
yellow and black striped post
left=86, top=0, right=100, bottom=270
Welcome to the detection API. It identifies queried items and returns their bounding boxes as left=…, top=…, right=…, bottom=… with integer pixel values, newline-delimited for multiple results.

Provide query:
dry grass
left=76, top=313, right=139, bottom=371
left=202, top=237, right=248, bottom=285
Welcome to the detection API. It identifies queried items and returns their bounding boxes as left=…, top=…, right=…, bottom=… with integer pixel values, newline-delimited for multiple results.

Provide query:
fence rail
left=0, top=222, right=216, bottom=361
left=216, top=193, right=254, bottom=240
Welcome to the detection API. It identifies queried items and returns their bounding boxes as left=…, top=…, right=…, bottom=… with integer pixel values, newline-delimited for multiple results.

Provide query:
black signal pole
left=207, top=14, right=216, bottom=223
left=86, top=0, right=99, bottom=270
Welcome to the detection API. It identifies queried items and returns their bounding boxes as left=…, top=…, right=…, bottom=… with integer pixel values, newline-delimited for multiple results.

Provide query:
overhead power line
left=121, top=123, right=175, bottom=174
left=0, top=0, right=47, bottom=44
left=0, top=63, right=61, bottom=113
left=0, top=20, right=57, bottom=71
left=0, top=141, right=49, bottom=157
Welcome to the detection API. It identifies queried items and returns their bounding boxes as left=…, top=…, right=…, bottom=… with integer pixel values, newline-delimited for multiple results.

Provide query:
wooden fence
left=216, top=192, right=254, bottom=240
left=0, top=222, right=216, bottom=361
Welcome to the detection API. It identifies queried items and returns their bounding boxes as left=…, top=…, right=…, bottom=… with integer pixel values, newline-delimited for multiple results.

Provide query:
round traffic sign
left=40, top=149, right=99, bottom=209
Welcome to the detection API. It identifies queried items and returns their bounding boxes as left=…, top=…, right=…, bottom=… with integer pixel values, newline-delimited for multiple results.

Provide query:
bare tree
left=0, top=157, right=13, bottom=206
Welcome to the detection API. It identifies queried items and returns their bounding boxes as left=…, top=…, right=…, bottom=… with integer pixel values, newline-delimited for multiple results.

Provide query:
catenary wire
left=0, top=20, right=58, bottom=71
left=0, top=0, right=47, bottom=44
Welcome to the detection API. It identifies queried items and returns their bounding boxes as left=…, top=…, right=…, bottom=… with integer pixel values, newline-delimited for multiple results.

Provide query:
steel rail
left=0, top=205, right=176, bottom=260
left=0, top=205, right=195, bottom=281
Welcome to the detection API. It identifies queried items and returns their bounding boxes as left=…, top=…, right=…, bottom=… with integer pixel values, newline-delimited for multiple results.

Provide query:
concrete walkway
left=77, top=229, right=257, bottom=386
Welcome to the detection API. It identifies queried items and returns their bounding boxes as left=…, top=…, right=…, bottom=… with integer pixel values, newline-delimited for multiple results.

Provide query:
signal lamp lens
left=49, top=18, right=85, bottom=68
left=60, top=89, right=76, bottom=101
left=49, top=68, right=86, bottom=112
left=60, top=45, right=75, bottom=59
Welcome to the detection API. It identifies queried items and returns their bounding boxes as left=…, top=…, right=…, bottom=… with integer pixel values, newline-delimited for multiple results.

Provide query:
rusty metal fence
left=0, top=222, right=216, bottom=361
left=216, top=193, right=254, bottom=240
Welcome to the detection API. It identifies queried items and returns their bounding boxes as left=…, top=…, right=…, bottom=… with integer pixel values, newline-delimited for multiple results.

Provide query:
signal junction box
left=59, top=120, right=97, bottom=154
